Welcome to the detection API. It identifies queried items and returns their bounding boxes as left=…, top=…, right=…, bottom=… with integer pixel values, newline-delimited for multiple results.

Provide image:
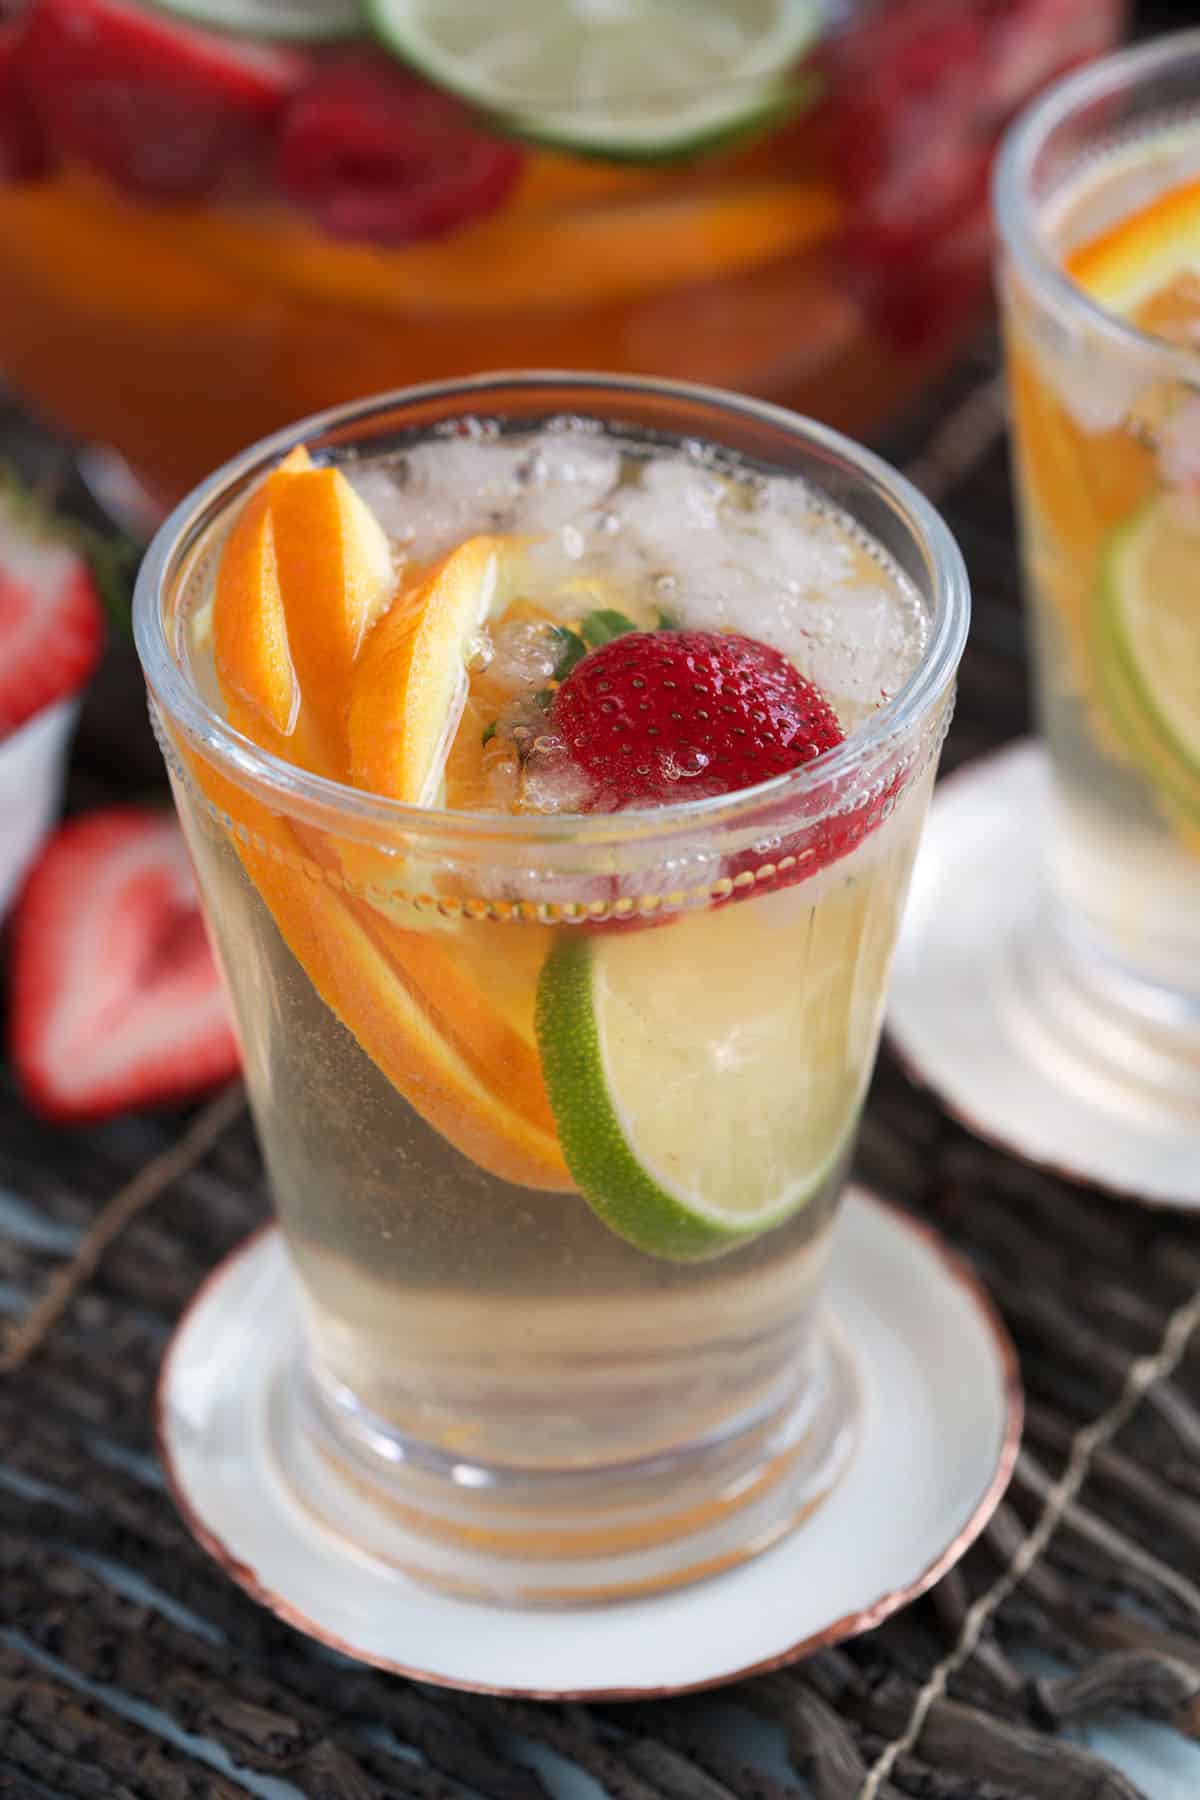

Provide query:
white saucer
left=158, top=1186, right=1020, bottom=1699
left=887, top=741, right=1200, bottom=1210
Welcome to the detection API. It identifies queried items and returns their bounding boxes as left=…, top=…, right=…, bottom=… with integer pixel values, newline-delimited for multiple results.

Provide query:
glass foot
left=267, top=1318, right=862, bottom=1606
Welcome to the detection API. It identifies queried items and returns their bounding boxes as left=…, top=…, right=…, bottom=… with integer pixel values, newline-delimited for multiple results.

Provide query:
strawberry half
left=0, top=491, right=104, bottom=738
left=10, top=809, right=240, bottom=1123
left=552, top=629, right=844, bottom=808
left=552, top=628, right=905, bottom=902
left=20, top=0, right=306, bottom=200
left=275, top=53, right=525, bottom=248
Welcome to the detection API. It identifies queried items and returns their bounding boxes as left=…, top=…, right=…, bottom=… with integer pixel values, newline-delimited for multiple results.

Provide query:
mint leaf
left=581, top=608, right=637, bottom=649
left=481, top=720, right=498, bottom=746
left=550, top=624, right=586, bottom=681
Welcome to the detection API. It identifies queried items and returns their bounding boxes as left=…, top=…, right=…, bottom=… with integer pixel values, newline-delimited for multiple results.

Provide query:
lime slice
left=149, top=0, right=363, bottom=41
left=367, top=0, right=823, bottom=158
left=535, top=893, right=873, bottom=1261
left=1096, top=494, right=1200, bottom=823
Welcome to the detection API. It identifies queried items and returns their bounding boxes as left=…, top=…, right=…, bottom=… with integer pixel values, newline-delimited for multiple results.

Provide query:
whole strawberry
left=551, top=629, right=844, bottom=809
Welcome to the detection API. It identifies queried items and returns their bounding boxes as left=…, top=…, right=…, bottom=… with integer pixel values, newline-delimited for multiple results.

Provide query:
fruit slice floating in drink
left=1096, top=494, right=1200, bottom=831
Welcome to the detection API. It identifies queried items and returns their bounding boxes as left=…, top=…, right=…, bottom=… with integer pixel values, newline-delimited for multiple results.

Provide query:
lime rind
left=366, top=0, right=823, bottom=159
left=535, top=932, right=849, bottom=1262
left=1095, top=502, right=1200, bottom=826
left=148, top=0, right=364, bottom=40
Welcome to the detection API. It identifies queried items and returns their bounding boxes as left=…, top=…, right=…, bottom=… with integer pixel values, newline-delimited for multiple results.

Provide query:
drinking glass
left=995, top=34, right=1200, bottom=1125
left=134, top=374, right=968, bottom=1603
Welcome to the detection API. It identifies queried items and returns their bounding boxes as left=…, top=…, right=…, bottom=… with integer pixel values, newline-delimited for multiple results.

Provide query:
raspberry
left=275, top=53, right=525, bottom=248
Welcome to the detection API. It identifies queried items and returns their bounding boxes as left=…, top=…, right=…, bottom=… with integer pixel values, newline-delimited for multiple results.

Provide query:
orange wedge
left=349, top=534, right=515, bottom=806
left=204, top=456, right=568, bottom=1191
left=1069, top=177, right=1200, bottom=327
left=269, top=465, right=397, bottom=775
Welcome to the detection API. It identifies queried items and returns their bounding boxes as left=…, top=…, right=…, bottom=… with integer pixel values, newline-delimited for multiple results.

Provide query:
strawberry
left=0, top=490, right=104, bottom=738
left=275, top=53, right=525, bottom=248
left=0, top=17, right=51, bottom=183
left=552, top=629, right=843, bottom=810
left=553, top=628, right=908, bottom=905
left=19, top=0, right=305, bottom=200
left=9, top=808, right=240, bottom=1123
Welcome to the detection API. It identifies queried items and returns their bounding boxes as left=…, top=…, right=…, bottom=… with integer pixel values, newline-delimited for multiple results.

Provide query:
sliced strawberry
left=10, top=808, right=240, bottom=1124
left=0, top=17, right=52, bottom=182
left=19, top=0, right=305, bottom=200
left=0, top=495, right=103, bottom=738
left=275, top=52, right=525, bottom=248
left=553, top=629, right=843, bottom=810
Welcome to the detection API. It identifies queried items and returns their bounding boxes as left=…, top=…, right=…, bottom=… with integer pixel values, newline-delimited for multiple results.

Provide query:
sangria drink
left=135, top=375, right=967, bottom=1601
left=997, top=32, right=1200, bottom=1111
left=1, top=0, right=1121, bottom=511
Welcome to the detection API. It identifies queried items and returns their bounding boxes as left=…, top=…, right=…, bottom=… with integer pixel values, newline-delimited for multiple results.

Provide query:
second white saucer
left=887, top=739, right=1200, bottom=1209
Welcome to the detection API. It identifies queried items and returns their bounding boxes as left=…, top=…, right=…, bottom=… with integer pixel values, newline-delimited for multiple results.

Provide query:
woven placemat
left=2, top=342, right=1199, bottom=1800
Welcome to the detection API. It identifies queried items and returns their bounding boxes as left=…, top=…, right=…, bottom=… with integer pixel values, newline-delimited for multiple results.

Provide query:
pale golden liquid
left=175, top=768, right=926, bottom=1472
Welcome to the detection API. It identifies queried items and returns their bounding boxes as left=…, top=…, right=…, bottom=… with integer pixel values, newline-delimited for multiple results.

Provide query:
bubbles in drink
left=349, top=418, right=929, bottom=748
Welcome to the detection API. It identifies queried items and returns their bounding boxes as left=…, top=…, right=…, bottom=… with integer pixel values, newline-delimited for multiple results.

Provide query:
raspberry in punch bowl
left=143, top=378, right=968, bottom=1604
left=0, top=0, right=1121, bottom=511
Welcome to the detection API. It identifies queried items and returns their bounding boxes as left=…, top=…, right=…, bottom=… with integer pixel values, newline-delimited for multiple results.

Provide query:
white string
left=859, top=1280, right=1200, bottom=1797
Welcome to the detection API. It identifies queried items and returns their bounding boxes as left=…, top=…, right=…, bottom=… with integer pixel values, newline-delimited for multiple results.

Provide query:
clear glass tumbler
left=995, top=34, right=1200, bottom=1122
left=134, top=374, right=967, bottom=1603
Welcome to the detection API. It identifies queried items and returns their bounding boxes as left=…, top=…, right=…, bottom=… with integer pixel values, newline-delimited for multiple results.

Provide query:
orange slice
left=1069, top=177, right=1200, bottom=329
left=349, top=534, right=516, bottom=805
left=212, top=444, right=309, bottom=742
left=269, top=465, right=397, bottom=775
left=179, top=742, right=568, bottom=1188
left=212, top=445, right=394, bottom=778
left=171, top=176, right=841, bottom=315
left=205, top=457, right=568, bottom=1191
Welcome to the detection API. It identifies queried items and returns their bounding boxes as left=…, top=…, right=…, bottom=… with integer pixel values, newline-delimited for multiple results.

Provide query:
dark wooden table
left=2, top=341, right=1200, bottom=1799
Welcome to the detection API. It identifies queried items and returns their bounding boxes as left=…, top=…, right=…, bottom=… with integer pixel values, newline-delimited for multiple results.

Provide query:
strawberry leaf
left=580, top=608, right=637, bottom=649
left=550, top=624, right=587, bottom=681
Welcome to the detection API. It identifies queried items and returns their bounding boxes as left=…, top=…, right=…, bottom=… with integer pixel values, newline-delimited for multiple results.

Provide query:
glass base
left=267, top=1317, right=861, bottom=1606
left=1003, top=900, right=1200, bottom=1127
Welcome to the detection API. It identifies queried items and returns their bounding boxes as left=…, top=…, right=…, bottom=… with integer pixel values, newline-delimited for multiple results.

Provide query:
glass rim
left=133, top=371, right=969, bottom=848
left=993, top=28, right=1200, bottom=383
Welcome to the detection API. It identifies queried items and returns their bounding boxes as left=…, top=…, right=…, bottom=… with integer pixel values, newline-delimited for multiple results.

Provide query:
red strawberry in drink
left=10, top=809, right=240, bottom=1122
left=551, top=628, right=898, bottom=902
left=553, top=630, right=843, bottom=807
left=275, top=53, right=525, bottom=247
left=0, top=493, right=104, bottom=738
left=19, top=0, right=306, bottom=200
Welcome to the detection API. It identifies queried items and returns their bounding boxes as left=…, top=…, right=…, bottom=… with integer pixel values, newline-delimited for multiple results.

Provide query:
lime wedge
left=1096, top=494, right=1200, bottom=823
left=367, top=0, right=822, bottom=158
left=535, top=893, right=874, bottom=1261
left=149, top=0, right=363, bottom=40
